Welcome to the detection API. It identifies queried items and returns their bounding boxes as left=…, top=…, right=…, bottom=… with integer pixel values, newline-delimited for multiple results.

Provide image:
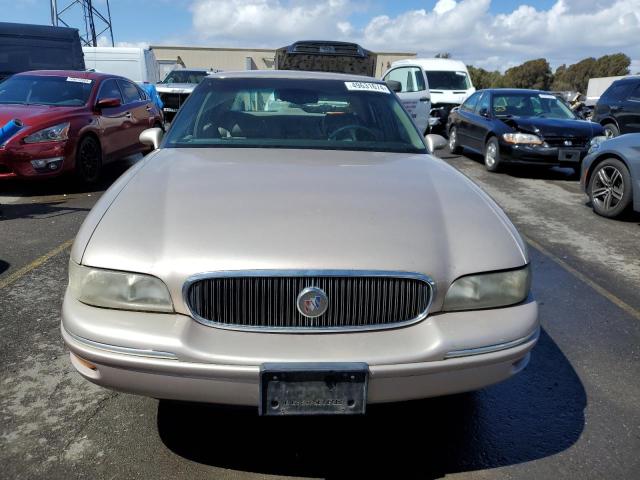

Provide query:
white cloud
left=188, top=0, right=640, bottom=71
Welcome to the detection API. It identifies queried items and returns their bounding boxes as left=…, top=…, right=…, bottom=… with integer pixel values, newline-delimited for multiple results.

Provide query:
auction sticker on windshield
left=67, top=77, right=92, bottom=84
left=539, top=94, right=556, bottom=99
left=344, top=82, right=390, bottom=93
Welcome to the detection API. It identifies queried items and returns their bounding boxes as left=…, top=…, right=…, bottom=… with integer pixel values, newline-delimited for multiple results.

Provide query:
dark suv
left=593, top=77, right=640, bottom=138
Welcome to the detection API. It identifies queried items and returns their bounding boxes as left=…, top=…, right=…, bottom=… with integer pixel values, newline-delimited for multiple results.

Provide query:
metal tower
left=50, top=0, right=114, bottom=47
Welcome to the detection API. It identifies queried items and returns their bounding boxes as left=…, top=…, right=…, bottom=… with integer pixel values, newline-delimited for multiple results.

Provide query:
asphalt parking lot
left=1, top=151, right=639, bottom=479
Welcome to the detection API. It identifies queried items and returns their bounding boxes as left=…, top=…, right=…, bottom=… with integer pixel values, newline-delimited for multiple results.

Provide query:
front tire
left=589, top=158, right=632, bottom=218
left=448, top=126, right=462, bottom=154
left=484, top=137, right=502, bottom=172
left=75, top=136, right=102, bottom=184
left=603, top=123, right=620, bottom=139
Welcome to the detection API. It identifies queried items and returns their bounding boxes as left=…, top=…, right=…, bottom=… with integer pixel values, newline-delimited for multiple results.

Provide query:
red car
left=0, top=70, right=163, bottom=182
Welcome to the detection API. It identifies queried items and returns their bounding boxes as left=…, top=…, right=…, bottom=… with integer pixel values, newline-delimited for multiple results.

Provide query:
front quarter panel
left=70, top=152, right=155, bottom=264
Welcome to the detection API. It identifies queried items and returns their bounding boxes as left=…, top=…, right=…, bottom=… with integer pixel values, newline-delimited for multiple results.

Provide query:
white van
left=385, top=58, right=475, bottom=133
left=82, top=47, right=161, bottom=84
left=382, top=65, right=431, bottom=134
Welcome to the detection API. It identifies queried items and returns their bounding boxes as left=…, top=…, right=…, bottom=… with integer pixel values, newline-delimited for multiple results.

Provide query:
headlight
left=69, top=262, right=174, bottom=312
left=23, top=122, right=70, bottom=143
left=502, top=133, right=543, bottom=145
left=588, top=135, right=607, bottom=154
left=443, top=265, right=531, bottom=311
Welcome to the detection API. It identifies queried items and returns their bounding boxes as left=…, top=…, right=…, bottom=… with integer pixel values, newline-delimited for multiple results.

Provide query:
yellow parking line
left=524, top=234, right=640, bottom=321
left=0, top=239, right=74, bottom=290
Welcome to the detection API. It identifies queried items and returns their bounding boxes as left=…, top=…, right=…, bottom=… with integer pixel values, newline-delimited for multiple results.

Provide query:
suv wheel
left=448, top=127, right=462, bottom=154
left=603, top=123, right=620, bottom=139
left=589, top=158, right=632, bottom=218
left=484, top=137, right=502, bottom=172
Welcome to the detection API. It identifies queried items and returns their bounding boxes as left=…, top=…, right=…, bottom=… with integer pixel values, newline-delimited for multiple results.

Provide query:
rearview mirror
left=385, top=80, right=402, bottom=93
left=140, top=127, right=163, bottom=150
left=425, top=134, right=447, bottom=153
left=96, top=97, right=121, bottom=109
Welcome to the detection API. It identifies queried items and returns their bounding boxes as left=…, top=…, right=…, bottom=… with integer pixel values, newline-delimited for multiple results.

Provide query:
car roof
left=479, top=88, right=551, bottom=95
left=206, top=69, right=379, bottom=82
left=392, top=58, right=468, bottom=71
left=15, top=70, right=112, bottom=81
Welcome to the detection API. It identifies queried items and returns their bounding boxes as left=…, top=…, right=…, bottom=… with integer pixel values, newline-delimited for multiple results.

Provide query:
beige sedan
left=62, top=71, right=538, bottom=415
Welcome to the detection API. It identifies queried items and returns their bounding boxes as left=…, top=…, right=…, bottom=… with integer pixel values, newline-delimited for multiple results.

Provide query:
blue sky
left=3, top=0, right=639, bottom=71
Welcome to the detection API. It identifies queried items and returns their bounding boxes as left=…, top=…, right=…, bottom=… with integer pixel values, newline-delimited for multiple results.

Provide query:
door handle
left=419, top=96, right=430, bottom=102
left=145, top=105, right=153, bottom=111
left=125, top=112, right=132, bottom=118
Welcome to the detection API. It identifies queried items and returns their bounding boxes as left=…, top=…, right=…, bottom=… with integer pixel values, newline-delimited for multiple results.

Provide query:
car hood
left=156, top=83, right=196, bottom=94
left=503, top=116, right=604, bottom=138
left=77, top=148, right=527, bottom=312
left=0, top=104, right=82, bottom=128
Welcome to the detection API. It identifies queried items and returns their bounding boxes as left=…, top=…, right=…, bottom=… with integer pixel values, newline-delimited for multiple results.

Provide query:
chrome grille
left=184, top=272, right=433, bottom=331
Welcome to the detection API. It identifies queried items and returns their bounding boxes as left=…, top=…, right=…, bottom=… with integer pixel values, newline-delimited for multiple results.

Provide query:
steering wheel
left=329, top=124, right=378, bottom=142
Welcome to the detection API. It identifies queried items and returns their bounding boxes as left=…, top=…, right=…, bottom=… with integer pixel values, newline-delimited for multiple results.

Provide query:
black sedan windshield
left=0, top=75, right=92, bottom=106
left=164, top=78, right=427, bottom=154
left=492, top=92, right=576, bottom=119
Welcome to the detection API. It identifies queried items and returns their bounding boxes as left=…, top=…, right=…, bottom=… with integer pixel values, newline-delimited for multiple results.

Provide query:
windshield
left=164, top=78, right=427, bottom=154
left=492, top=92, right=576, bottom=119
left=425, top=71, right=470, bottom=90
left=0, top=75, right=92, bottom=106
left=161, top=70, right=208, bottom=84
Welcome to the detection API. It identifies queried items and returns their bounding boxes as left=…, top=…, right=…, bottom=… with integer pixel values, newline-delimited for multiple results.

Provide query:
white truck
left=383, top=58, right=475, bottom=134
left=82, top=47, right=161, bottom=84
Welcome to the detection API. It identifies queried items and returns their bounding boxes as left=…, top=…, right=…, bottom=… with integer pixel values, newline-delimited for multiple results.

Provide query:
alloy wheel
left=591, top=165, right=624, bottom=211
left=485, top=143, right=497, bottom=168
left=449, top=129, right=457, bottom=150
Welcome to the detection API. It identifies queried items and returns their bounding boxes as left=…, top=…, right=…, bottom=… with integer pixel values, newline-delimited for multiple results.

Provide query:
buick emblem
left=296, top=287, right=328, bottom=318
left=564, top=140, right=573, bottom=146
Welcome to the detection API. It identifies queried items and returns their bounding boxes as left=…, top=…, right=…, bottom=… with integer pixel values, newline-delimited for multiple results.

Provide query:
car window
left=137, top=85, right=149, bottom=101
left=161, top=70, right=208, bottom=84
left=492, top=92, right=575, bottom=119
left=118, top=80, right=141, bottom=104
left=627, top=83, right=640, bottom=102
left=164, top=77, right=427, bottom=154
left=601, top=82, right=632, bottom=103
left=97, top=79, right=122, bottom=103
left=461, top=92, right=481, bottom=112
left=424, top=71, right=471, bottom=90
left=384, top=67, right=426, bottom=93
left=476, top=92, right=490, bottom=114
left=0, top=75, right=92, bottom=107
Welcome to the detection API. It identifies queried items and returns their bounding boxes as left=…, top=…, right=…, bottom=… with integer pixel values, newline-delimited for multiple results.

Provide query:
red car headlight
left=23, top=122, right=70, bottom=144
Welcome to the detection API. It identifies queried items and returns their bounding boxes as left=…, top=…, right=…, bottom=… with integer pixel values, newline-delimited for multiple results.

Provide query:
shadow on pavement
left=0, top=201, right=90, bottom=221
left=157, top=329, right=585, bottom=479
left=0, top=260, right=8, bottom=275
left=441, top=151, right=580, bottom=182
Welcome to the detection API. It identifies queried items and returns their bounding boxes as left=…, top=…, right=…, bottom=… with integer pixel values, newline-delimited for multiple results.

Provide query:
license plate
left=559, top=149, right=581, bottom=162
left=260, top=363, right=368, bottom=416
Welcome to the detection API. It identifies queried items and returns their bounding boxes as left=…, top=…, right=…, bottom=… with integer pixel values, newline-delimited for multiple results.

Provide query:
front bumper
left=62, top=292, right=539, bottom=406
left=499, top=142, right=589, bottom=166
left=0, top=140, right=71, bottom=179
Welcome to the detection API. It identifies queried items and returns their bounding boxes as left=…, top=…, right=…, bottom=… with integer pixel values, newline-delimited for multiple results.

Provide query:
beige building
left=150, top=45, right=416, bottom=79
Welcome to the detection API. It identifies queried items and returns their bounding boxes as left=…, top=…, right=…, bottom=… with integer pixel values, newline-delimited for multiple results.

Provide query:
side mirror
left=425, top=134, right=447, bottom=153
left=96, top=97, right=121, bottom=109
left=139, top=127, right=163, bottom=150
left=479, top=107, right=489, bottom=117
left=385, top=80, right=402, bottom=93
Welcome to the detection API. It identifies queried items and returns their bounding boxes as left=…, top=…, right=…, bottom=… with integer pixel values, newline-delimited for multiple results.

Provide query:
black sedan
left=447, top=89, right=605, bottom=172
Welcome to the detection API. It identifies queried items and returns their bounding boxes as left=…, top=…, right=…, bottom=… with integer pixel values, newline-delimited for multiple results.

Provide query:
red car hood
left=0, top=104, right=83, bottom=128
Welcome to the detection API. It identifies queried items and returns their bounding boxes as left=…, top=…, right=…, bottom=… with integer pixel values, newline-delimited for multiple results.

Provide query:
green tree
left=467, top=65, right=503, bottom=89
left=551, top=54, right=630, bottom=92
left=502, top=58, right=553, bottom=90
left=435, top=52, right=451, bottom=58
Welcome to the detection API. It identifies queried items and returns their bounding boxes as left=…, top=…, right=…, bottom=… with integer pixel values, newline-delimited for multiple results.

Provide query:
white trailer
left=82, top=47, right=161, bottom=84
